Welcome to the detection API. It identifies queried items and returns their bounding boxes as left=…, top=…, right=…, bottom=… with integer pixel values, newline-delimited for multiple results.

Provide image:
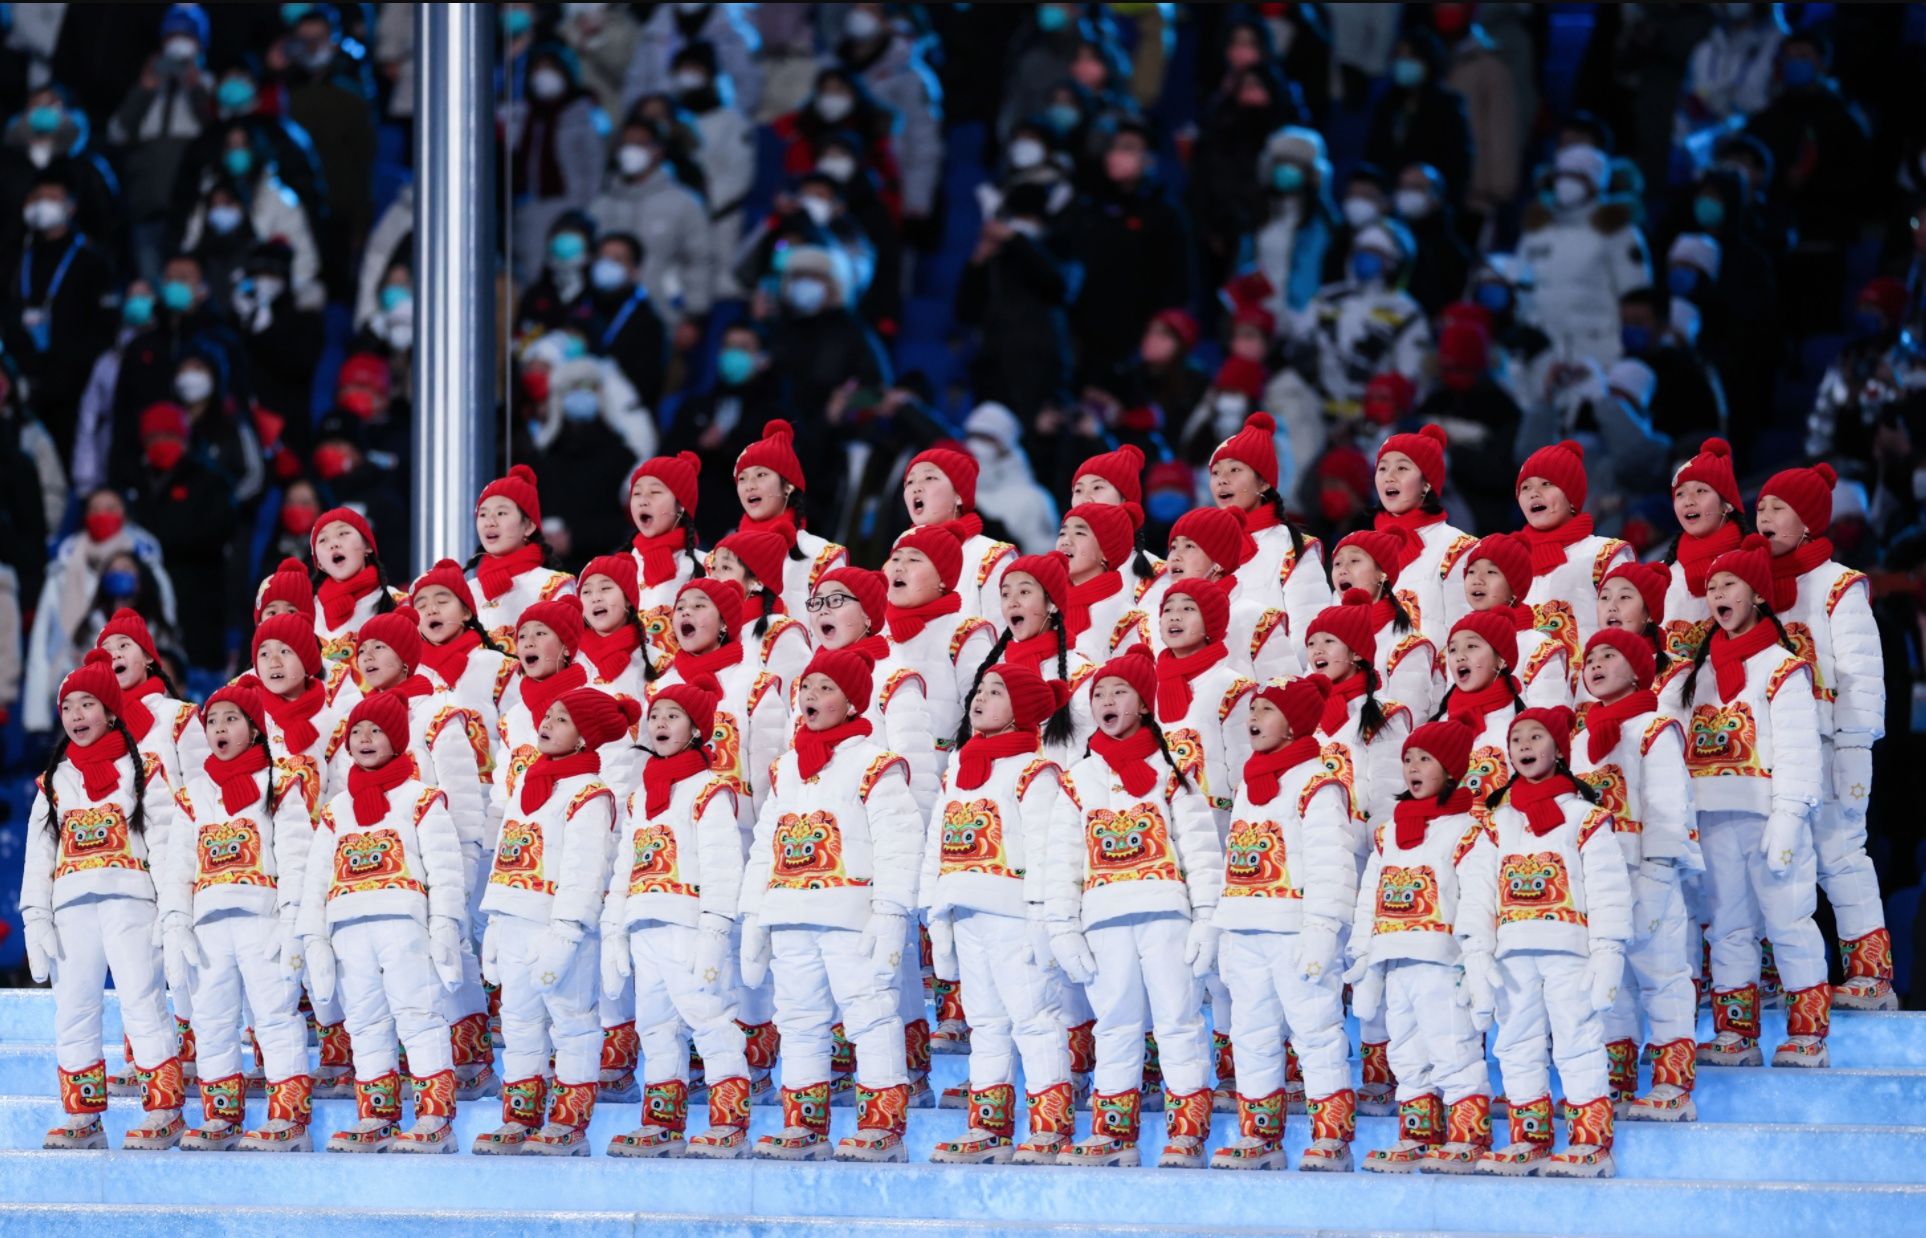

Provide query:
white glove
left=692, top=913, right=732, bottom=993
left=927, top=909, right=959, bottom=983
left=1185, top=919, right=1219, bottom=978
left=161, top=914, right=200, bottom=994
left=600, top=928, right=632, bottom=1001
left=857, top=910, right=908, bottom=975
left=479, top=920, right=502, bottom=986
left=1345, top=957, right=1384, bottom=1023
left=304, top=936, right=337, bottom=1004
left=1585, top=943, right=1625, bottom=1013
left=739, top=916, right=771, bottom=989
left=1294, top=924, right=1340, bottom=982
left=1024, top=907, right=1057, bottom=971
left=1834, top=745, right=1872, bottom=819
left=23, top=915, right=59, bottom=984
left=1050, top=925, right=1097, bottom=985
left=532, top=921, right=584, bottom=993
left=274, top=911, right=304, bottom=973
left=429, top=916, right=464, bottom=989
left=1459, top=949, right=1497, bottom=1031
left=1762, top=810, right=1806, bottom=877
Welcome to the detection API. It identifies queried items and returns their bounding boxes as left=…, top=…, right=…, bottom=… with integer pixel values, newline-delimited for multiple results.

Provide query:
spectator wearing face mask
left=1283, top=220, right=1430, bottom=430
left=663, top=322, right=792, bottom=542
left=663, top=42, right=754, bottom=296
left=274, top=5, right=376, bottom=290
left=998, top=3, right=1105, bottom=144
left=175, top=62, right=330, bottom=251
left=1809, top=278, right=1911, bottom=468
left=963, top=401, right=1061, bottom=556
left=622, top=1, right=763, bottom=117
left=517, top=212, right=599, bottom=338
left=1095, top=308, right=1210, bottom=447
left=554, top=1, right=645, bottom=113
left=1614, top=287, right=1727, bottom=447
left=1391, top=162, right=1471, bottom=318
left=1364, top=29, right=1472, bottom=211
left=1518, top=143, right=1651, bottom=366
left=307, top=411, right=410, bottom=578
left=1248, top=125, right=1337, bottom=319
left=1412, top=313, right=1524, bottom=537
left=0, top=86, right=121, bottom=258
left=1068, top=122, right=1193, bottom=384
left=588, top=118, right=716, bottom=343
left=1322, top=163, right=1391, bottom=286
left=1180, top=350, right=1271, bottom=473
left=769, top=244, right=890, bottom=524
left=182, top=180, right=254, bottom=317
left=983, top=117, right=1074, bottom=227
left=108, top=252, right=249, bottom=489
left=1435, top=4, right=1520, bottom=240
left=124, top=398, right=237, bottom=668
left=957, top=182, right=1074, bottom=422
left=171, top=350, right=264, bottom=508
left=774, top=68, right=904, bottom=213
left=506, top=46, right=609, bottom=285
left=106, top=5, right=214, bottom=284
left=1682, top=165, right=1781, bottom=435
left=1464, top=256, right=1559, bottom=424
left=232, top=240, right=324, bottom=457
left=71, top=279, right=158, bottom=495
left=578, top=233, right=669, bottom=408
left=180, top=127, right=324, bottom=311
left=2, top=168, right=117, bottom=465
left=838, top=3, right=945, bottom=232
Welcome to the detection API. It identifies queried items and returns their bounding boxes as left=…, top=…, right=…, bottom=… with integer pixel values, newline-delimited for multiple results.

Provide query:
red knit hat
left=409, top=559, right=470, bottom=608
left=518, top=596, right=585, bottom=656
left=1671, top=436, right=1742, bottom=515
left=1511, top=705, right=1574, bottom=766
left=1211, top=412, right=1280, bottom=490
left=1404, top=713, right=1476, bottom=782
left=652, top=679, right=718, bottom=741
left=138, top=402, right=188, bottom=442
left=1064, top=502, right=1140, bottom=572
left=1151, top=307, right=1201, bottom=351
left=252, top=613, right=322, bottom=678
left=1378, top=423, right=1450, bottom=495
left=1585, top=627, right=1655, bottom=692
left=1162, top=577, right=1230, bottom=644
left=204, top=682, right=267, bottom=737
left=897, top=525, right=964, bottom=592
left=96, top=607, right=159, bottom=665
left=678, top=577, right=745, bottom=639
left=1363, top=372, right=1417, bottom=426
left=358, top=607, right=423, bottom=673
left=1073, top=444, right=1146, bottom=504
left=1600, top=560, right=1668, bottom=626
left=338, top=352, right=391, bottom=396
left=1094, top=645, right=1157, bottom=709
left=1759, top=462, right=1837, bottom=535
left=1517, top=438, right=1588, bottom=511
left=1213, top=354, right=1268, bottom=401
left=258, top=556, right=316, bottom=622
left=1468, top=532, right=1532, bottom=605
left=717, top=531, right=791, bottom=592
left=804, top=645, right=876, bottom=713
left=347, top=689, right=411, bottom=753
left=579, top=553, right=640, bottom=610
left=986, top=661, right=1070, bottom=731
left=628, top=451, right=702, bottom=516
left=908, top=446, right=978, bottom=512
left=311, top=506, right=378, bottom=561
left=555, top=686, right=642, bottom=749
left=478, top=463, right=542, bottom=524
left=815, top=566, right=887, bottom=633
left=1336, top=528, right=1420, bottom=580
left=735, top=419, right=805, bottom=489
left=1002, top=552, right=1072, bottom=616
left=1860, top=276, right=1908, bottom=324
left=1306, top=588, right=1379, bottom=664
left=1256, top=672, right=1330, bottom=739
left=1449, top=609, right=1518, bottom=673
left=60, top=650, right=124, bottom=717
left=1169, top=507, right=1254, bottom=575
left=1708, top=533, right=1774, bottom=604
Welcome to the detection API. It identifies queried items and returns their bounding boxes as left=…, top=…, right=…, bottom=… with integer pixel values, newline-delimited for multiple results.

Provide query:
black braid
left=1260, top=488, right=1307, bottom=557
left=1431, top=671, right=1522, bottom=722
left=750, top=586, right=777, bottom=640
left=785, top=490, right=807, bottom=561
left=462, top=612, right=505, bottom=654
left=253, top=731, right=284, bottom=816
left=1356, top=663, right=1388, bottom=742
left=953, top=626, right=1016, bottom=750
left=35, top=736, right=68, bottom=840
left=1383, top=583, right=1412, bottom=635
left=1148, top=718, right=1192, bottom=793
left=1681, top=603, right=1796, bottom=703
left=1043, top=612, right=1076, bottom=749
left=117, top=718, right=147, bottom=836
left=1129, top=544, right=1155, bottom=581
left=142, top=658, right=183, bottom=701
left=1645, top=620, right=1671, bottom=675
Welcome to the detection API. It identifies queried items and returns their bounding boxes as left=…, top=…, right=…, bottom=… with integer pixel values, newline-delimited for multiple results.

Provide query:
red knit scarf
left=737, top=511, right=799, bottom=552
left=796, top=717, right=872, bottom=782
left=262, top=679, right=325, bottom=754
left=206, top=744, right=269, bottom=814
left=1769, top=537, right=1834, bottom=613
left=631, top=527, right=689, bottom=589
left=347, top=754, right=412, bottom=825
left=1318, top=670, right=1367, bottom=736
left=1675, top=522, right=1742, bottom=597
left=1090, top=725, right=1161, bottom=798
left=955, top=728, right=1039, bottom=791
left=318, top=566, right=380, bottom=628
left=1518, top=513, right=1594, bottom=577
left=1500, top=602, right=1536, bottom=631
left=1511, top=773, right=1578, bottom=836
left=936, top=512, right=983, bottom=542
left=1064, top=570, right=1122, bottom=644
left=1584, top=689, right=1657, bottom=764
left=886, top=591, right=961, bottom=643
left=68, top=728, right=129, bottom=799
left=643, top=747, right=710, bottom=818
left=1395, top=785, right=1475, bottom=849
left=671, top=639, right=742, bottom=687
left=579, top=624, right=642, bottom=682
left=518, top=662, right=588, bottom=725
left=1245, top=735, right=1319, bottom=806
left=419, top=629, right=481, bottom=688
left=120, top=676, right=163, bottom=742
left=1002, top=629, right=1068, bottom=671
left=521, top=749, right=600, bottom=814
left=1375, top=508, right=1446, bottom=536
left=848, top=633, right=892, bottom=665
left=1446, top=675, right=1519, bottom=736
left=392, top=674, right=435, bottom=702
left=1156, top=641, right=1228, bottom=722
left=1709, top=620, right=1778, bottom=701
left=1242, top=504, right=1284, bottom=533
left=476, top=543, right=545, bottom=602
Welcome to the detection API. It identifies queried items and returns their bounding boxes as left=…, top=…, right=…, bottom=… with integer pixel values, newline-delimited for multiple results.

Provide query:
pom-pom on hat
left=895, top=525, right=964, bottom=593
left=478, top=463, right=542, bottom=524
left=518, top=596, right=585, bottom=657
left=804, top=645, right=876, bottom=713
left=1449, top=609, right=1519, bottom=674
left=1586, top=627, right=1655, bottom=692
left=1511, top=705, right=1575, bottom=765
left=347, top=689, right=410, bottom=753
left=1707, top=533, right=1774, bottom=604
left=1169, top=507, right=1254, bottom=576
left=1468, top=532, right=1531, bottom=605
left=815, top=566, right=887, bottom=632
left=652, top=679, right=718, bottom=742
left=555, top=687, right=643, bottom=750
left=252, top=613, right=322, bottom=678
left=358, top=607, right=424, bottom=673
left=579, top=554, right=640, bottom=610
left=257, top=556, right=316, bottom=622
left=1063, top=503, right=1141, bottom=573
left=1671, top=437, right=1742, bottom=515
left=1162, top=577, right=1231, bottom=644
left=1378, top=423, right=1449, bottom=495
left=907, top=446, right=978, bottom=512
left=1759, top=462, right=1838, bottom=536
left=1256, top=672, right=1330, bottom=739
left=734, top=419, right=805, bottom=489
left=987, top=661, right=1071, bottom=732
left=717, top=531, right=792, bottom=592
left=96, top=608, right=159, bottom=666
left=60, top=650, right=124, bottom=717
left=1517, top=439, right=1588, bottom=511
left=678, top=577, right=745, bottom=640
left=628, top=451, right=702, bottom=516
left=1073, top=443, right=1146, bottom=504
left=1094, top=645, right=1158, bottom=709
left=1305, top=588, right=1379, bottom=664
left=1210, top=411, right=1280, bottom=490
left=1600, top=560, right=1669, bottom=627
left=311, top=506, right=377, bottom=561
left=1404, top=713, right=1476, bottom=782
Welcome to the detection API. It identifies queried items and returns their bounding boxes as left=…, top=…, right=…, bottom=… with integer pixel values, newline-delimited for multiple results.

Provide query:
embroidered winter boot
left=1475, top=1094, right=1553, bottom=1175
left=837, top=1082, right=911, bottom=1162
left=827, top=1022, right=857, bottom=1106
left=1774, top=984, right=1832, bottom=1067
left=1835, top=929, right=1899, bottom=1010
left=737, top=1020, right=779, bottom=1102
left=933, top=1083, right=1017, bottom=1164
left=1013, top=1081, right=1075, bottom=1165
left=1603, top=1038, right=1639, bottom=1114
left=1698, top=984, right=1764, bottom=1066
left=903, top=1020, right=935, bottom=1107
left=450, top=1013, right=497, bottom=1099
left=46, top=1061, right=108, bottom=1149
left=240, top=1074, right=314, bottom=1151
left=598, top=1021, right=641, bottom=1102
left=1356, top=1041, right=1395, bottom=1115
left=1542, top=1095, right=1615, bottom=1177
left=328, top=1072, right=400, bottom=1153
left=609, top=1078, right=689, bottom=1157
left=313, top=1023, right=354, bottom=1097
left=1157, top=1086, right=1213, bottom=1168
left=393, top=1069, right=456, bottom=1152
left=686, top=1075, right=751, bottom=1159
left=1066, top=1021, right=1096, bottom=1109
left=122, top=1057, right=187, bottom=1150
left=1421, top=1094, right=1491, bottom=1173
left=1064, top=1089, right=1142, bottom=1167
left=755, top=1081, right=832, bottom=1160
left=931, top=978, right=970, bottom=1053
left=1284, top=1041, right=1306, bottom=1113
left=175, top=1017, right=198, bottom=1082
left=1363, top=1092, right=1443, bottom=1173
left=1299, top=1089, right=1357, bottom=1171
left=1139, top=1034, right=1165, bottom=1111
left=1210, top=1088, right=1286, bottom=1170
left=180, top=1073, right=244, bottom=1150
left=1210, top=1031, right=1237, bottom=1112
left=526, top=1079, right=597, bottom=1155
left=472, top=1076, right=546, bottom=1155
left=1628, top=1039, right=1697, bottom=1121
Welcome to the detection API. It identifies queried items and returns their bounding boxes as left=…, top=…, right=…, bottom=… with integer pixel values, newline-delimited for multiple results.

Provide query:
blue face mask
left=561, top=388, right=600, bottom=421
left=27, top=106, right=60, bottom=135
left=1694, top=196, right=1726, bottom=230
left=281, top=3, right=312, bottom=25
left=1620, top=324, right=1653, bottom=356
left=1272, top=163, right=1305, bottom=194
left=122, top=294, right=155, bottom=327
left=501, top=7, right=532, bottom=37
left=550, top=232, right=587, bottom=264
left=1037, top=5, right=1069, bottom=33
left=1391, top=57, right=1425, bottom=89
left=161, top=280, right=194, bottom=312
left=1045, top=103, right=1081, bottom=134
left=223, top=148, right=253, bottom=178
left=1666, top=266, right=1700, bottom=298
left=380, top=284, right=411, bottom=313
left=1472, top=281, right=1512, bottom=315
left=786, top=277, right=827, bottom=314
left=1351, top=250, right=1386, bottom=284
left=1147, top=489, right=1191, bottom=527
left=717, top=346, right=756, bottom=386
left=218, top=78, right=257, bottom=113
left=1781, top=57, right=1817, bottom=89
left=102, top=569, right=139, bottom=598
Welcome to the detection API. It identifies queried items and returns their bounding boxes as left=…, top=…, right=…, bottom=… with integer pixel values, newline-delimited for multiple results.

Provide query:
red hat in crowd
left=310, top=506, right=378, bottom=561
left=257, top=556, right=316, bottom=622
left=358, top=607, right=423, bottom=673
left=652, top=679, right=718, bottom=741
left=338, top=352, right=392, bottom=398
left=1256, top=672, right=1330, bottom=739
left=579, top=554, right=640, bottom=610
left=478, top=463, right=543, bottom=524
left=987, top=661, right=1070, bottom=731
left=1214, top=355, right=1268, bottom=401
left=1094, top=645, right=1158, bottom=708
left=1306, top=588, right=1379, bottom=663
left=1450, top=609, right=1519, bottom=673
left=252, top=613, right=322, bottom=678
left=895, top=525, right=964, bottom=592
left=1437, top=319, right=1491, bottom=391
left=1708, top=533, right=1775, bottom=603
left=1003, top=552, right=1072, bottom=615
left=1404, top=713, right=1476, bottom=782
left=1758, top=462, right=1837, bottom=535
left=518, top=596, right=585, bottom=656
left=1600, top=560, right=1669, bottom=626
left=1163, top=577, right=1231, bottom=644
left=1517, top=439, right=1588, bottom=511
left=1585, top=627, right=1655, bottom=692
left=735, top=419, right=806, bottom=489
left=718, top=531, right=792, bottom=592
left=1336, top=527, right=1420, bottom=580
left=1378, top=423, right=1450, bottom=495
left=1169, top=507, right=1254, bottom=576
left=1511, top=705, right=1574, bottom=765
left=1860, top=276, right=1908, bottom=325
left=60, top=650, right=124, bottom=717
left=1362, top=373, right=1416, bottom=427
left=804, top=645, right=875, bottom=712
left=1074, top=443, right=1145, bottom=504
left=204, top=682, right=268, bottom=738
left=1468, top=532, right=1532, bottom=605
left=347, top=689, right=411, bottom=752
left=1064, top=502, right=1140, bottom=572
left=1211, top=412, right=1280, bottom=490
left=1671, top=437, right=1743, bottom=515
left=908, top=445, right=979, bottom=512
left=678, top=577, right=745, bottom=639
left=628, top=451, right=702, bottom=517
left=1151, top=307, right=1201, bottom=351
left=96, top=608, right=159, bottom=665
left=138, top=402, right=189, bottom=442
left=409, top=559, right=470, bottom=608
left=816, top=566, right=887, bottom=633
left=556, top=687, right=642, bottom=750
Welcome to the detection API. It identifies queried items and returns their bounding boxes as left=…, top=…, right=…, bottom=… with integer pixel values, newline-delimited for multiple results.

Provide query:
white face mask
left=22, top=198, right=67, bottom=232
left=1214, top=392, right=1249, bottom=420
left=1668, top=296, right=1702, bottom=345
left=251, top=275, right=285, bottom=304
left=530, top=67, right=567, bottom=101
left=1004, top=217, right=1043, bottom=238
left=672, top=68, right=708, bottom=94
left=207, top=204, right=245, bottom=235
left=799, top=195, right=834, bottom=226
left=164, top=36, right=199, bottom=62
left=1009, top=137, right=1046, bottom=170
left=817, top=153, right=856, bottom=182
left=175, top=369, right=214, bottom=404
left=617, top=144, right=652, bottom=177
left=1393, top=188, right=1433, bottom=220
left=379, top=315, right=414, bottom=350
left=1553, top=177, right=1592, bottom=209
left=815, top=92, right=854, bottom=122
left=590, top=257, right=629, bottom=291
left=844, top=8, right=882, bottom=41
left=1341, top=196, right=1380, bottom=229
left=26, top=141, right=51, bottom=169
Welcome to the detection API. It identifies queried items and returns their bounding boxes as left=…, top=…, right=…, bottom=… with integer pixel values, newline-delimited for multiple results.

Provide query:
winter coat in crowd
left=1444, top=26, right=1521, bottom=220
left=587, top=164, right=718, bottom=322
left=505, top=73, right=608, bottom=286
left=839, top=20, right=946, bottom=218
left=105, top=60, right=211, bottom=226
left=1252, top=126, right=1337, bottom=316
left=2, top=223, right=117, bottom=456
left=1067, top=176, right=1192, bottom=383
left=0, top=107, right=119, bottom=255
left=1363, top=79, right=1472, bottom=210
left=956, top=219, right=1074, bottom=420
left=125, top=450, right=235, bottom=667
left=621, top=3, right=763, bottom=116
left=180, top=168, right=323, bottom=309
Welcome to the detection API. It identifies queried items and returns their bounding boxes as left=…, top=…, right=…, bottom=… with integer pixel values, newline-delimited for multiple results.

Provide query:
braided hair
left=1681, top=602, right=1797, bottom=704
left=38, top=716, right=148, bottom=840
left=308, top=550, right=399, bottom=615
left=1485, top=756, right=1602, bottom=810
left=1432, top=672, right=1523, bottom=722
left=1259, top=486, right=1307, bottom=558
left=953, top=612, right=1078, bottom=750
left=1147, top=716, right=1192, bottom=794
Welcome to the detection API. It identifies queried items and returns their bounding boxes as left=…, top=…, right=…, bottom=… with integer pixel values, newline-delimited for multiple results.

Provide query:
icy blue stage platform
left=0, top=992, right=1921, bottom=1236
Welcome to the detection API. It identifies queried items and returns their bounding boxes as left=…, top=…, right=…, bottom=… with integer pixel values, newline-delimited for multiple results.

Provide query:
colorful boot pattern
left=175, top=1017, right=197, bottom=1068
left=357, top=1072, right=402, bottom=1122
left=1446, top=1094, right=1492, bottom=1146
left=784, top=1081, right=833, bottom=1136
left=903, top=1019, right=932, bottom=1075
left=706, top=1076, right=750, bottom=1130
left=1025, top=1082, right=1075, bottom=1138
left=1066, top=1022, right=1096, bottom=1076
left=59, top=1061, right=108, bottom=1115
left=1567, top=1095, right=1614, bottom=1149
left=1604, top=1039, right=1639, bottom=1101
left=933, top=978, right=965, bottom=1027
left=1212, top=1031, right=1235, bottom=1086
left=1239, top=1089, right=1286, bottom=1143
left=1401, top=1093, right=1444, bottom=1144
left=198, top=1073, right=244, bottom=1125
left=855, top=1083, right=911, bottom=1134
left=317, top=1022, right=353, bottom=1069
left=971, top=1083, right=1016, bottom=1140
left=449, top=1013, right=491, bottom=1066
left=1476, top=1094, right=1553, bottom=1173
left=267, top=1074, right=314, bottom=1127
left=548, top=1080, right=597, bottom=1130
left=829, top=1023, right=855, bottom=1078
left=142, top=1057, right=187, bottom=1112
left=1712, top=984, right=1761, bottom=1039
left=412, top=1070, right=456, bottom=1119
left=645, top=1079, right=690, bottom=1133
left=1086, top=1089, right=1142, bottom=1146
left=600, top=1022, right=640, bottom=1074
left=1841, top=928, right=1895, bottom=980
left=502, top=1076, right=548, bottom=1128
left=738, top=1021, right=780, bottom=1071
left=1650, top=1038, right=1696, bottom=1091
left=1164, top=1087, right=1212, bottom=1141
left=1787, top=984, right=1832, bottom=1038
left=1141, top=1034, right=1164, bottom=1089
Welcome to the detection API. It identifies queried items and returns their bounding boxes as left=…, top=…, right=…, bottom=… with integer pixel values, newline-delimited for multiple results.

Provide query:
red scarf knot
left=1448, top=676, right=1519, bottom=737
left=1583, top=690, right=1657, bottom=765
left=1155, top=641, right=1228, bottom=723
left=1090, top=725, right=1162, bottom=798
left=1394, top=785, right=1475, bottom=850
left=631, top=527, right=690, bottom=589
left=319, top=565, right=380, bottom=628
left=1676, top=523, right=1742, bottom=597
left=795, top=717, right=873, bottom=782
left=1063, top=570, right=1121, bottom=645
left=1510, top=773, right=1579, bottom=836
left=955, top=728, right=1040, bottom=791
left=1768, top=537, right=1834, bottom=614
left=518, top=662, right=589, bottom=727
left=206, top=744, right=270, bottom=814
left=642, top=747, right=712, bottom=820
left=1708, top=620, right=1779, bottom=701
left=262, top=679, right=326, bottom=754
left=419, top=629, right=481, bottom=689
left=579, top=624, right=642, bottom=683
left=737, top=511, right=799, bottom=552
left=520, top=749, right=601, bottom=814
left=885, top=591, right=961, bottom=644
left=476, top=543, right=546, bottom=602
left=1245, top=735, right=1320, bottom=806
left=1518, top=513, right=1594, bottom=578
left=68, top=729, right=130, bottom=800
left=1317, top=671, right=1367, bottom=736
left=347, top=754, right=413, bottom=826
left=669, top=639, right=743, bottom=690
